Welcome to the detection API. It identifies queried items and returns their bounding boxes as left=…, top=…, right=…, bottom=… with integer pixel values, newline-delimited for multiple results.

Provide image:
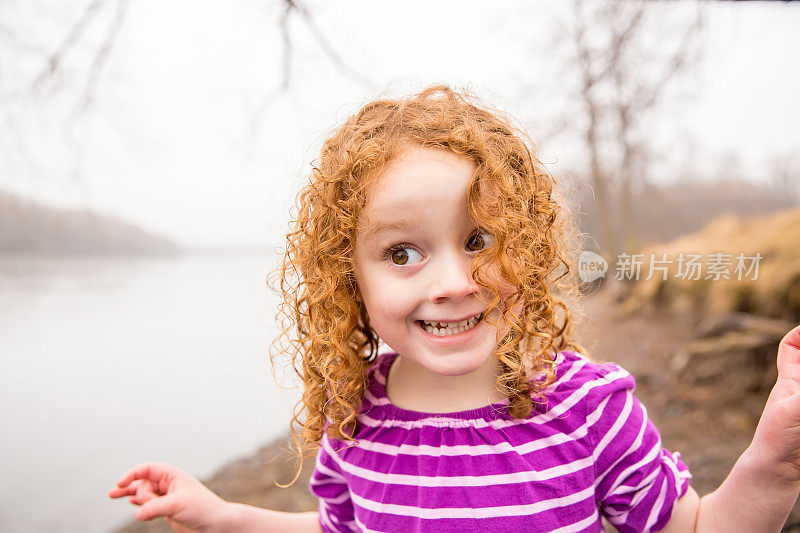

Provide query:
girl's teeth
left=420, top=313, right=482, bottom=336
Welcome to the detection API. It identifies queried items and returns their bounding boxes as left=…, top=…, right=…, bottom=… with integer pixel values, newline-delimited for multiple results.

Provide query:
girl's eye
left=387, top=246, right=423, bottom=266
left=466, top=231, right=494, bottom=252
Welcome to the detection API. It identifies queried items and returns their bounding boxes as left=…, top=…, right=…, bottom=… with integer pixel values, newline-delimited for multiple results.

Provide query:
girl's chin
left=423, top=348, right=500, bottom=377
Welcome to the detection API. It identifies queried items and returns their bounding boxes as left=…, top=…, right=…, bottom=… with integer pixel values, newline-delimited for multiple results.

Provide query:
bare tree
left=246, top=0, right=377, bottom=140
left=0, top=0, right=376, bottom=176
left=560, top=0, right=704, bottom=258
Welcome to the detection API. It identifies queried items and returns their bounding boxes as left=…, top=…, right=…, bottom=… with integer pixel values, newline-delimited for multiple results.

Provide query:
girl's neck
left=385, top=353, right=506, bottom=413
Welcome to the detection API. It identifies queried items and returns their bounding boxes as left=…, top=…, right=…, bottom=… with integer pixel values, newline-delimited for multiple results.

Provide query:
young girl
left=110, top=86, right=800, bottom=532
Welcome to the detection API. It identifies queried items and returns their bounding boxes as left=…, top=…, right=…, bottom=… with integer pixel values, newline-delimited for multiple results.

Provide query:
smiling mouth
left=417, top=312, right=484, bottom=337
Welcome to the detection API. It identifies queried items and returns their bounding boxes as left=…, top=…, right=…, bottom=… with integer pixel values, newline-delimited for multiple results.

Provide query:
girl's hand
left=109, top=462, right=230, bottom=533
left=748, top=325, right=800, bottom=483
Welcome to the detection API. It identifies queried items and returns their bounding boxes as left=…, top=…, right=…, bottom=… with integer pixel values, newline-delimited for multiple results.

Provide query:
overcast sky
left=1, top=0, right=798, bottom=247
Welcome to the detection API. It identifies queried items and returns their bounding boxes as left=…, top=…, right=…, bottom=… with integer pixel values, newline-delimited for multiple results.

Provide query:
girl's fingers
left=109, top=486, right=133, bottom=498
left=111, top=463, right=188, bottom=522
left=135, top=481, right=159, bottom=506
left=116, top=463, right=160, bottom=487
left=135, top=494, right=178, bottom=521
left=777, top=325, right=800, bottom=381
left=109, top=479, right=143, bottom=499
left=121, top=479, right=158, bottom=507
left=115, top=462, right=175, bottom=488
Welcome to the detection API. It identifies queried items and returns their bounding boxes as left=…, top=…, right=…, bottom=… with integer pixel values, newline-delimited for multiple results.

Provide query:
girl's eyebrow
left=363, top=219, right=419, bottom=239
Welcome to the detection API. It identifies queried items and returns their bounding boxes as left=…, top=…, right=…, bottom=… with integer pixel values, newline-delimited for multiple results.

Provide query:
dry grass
left=620, top=208, right=800, bottom=322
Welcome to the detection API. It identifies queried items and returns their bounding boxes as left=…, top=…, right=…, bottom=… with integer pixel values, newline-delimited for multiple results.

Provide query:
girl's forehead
left=357, top=193, right=479, bottom=244
left=366, top=148, right=474, bottom=195
left=354, top=146, right=509, bottom=236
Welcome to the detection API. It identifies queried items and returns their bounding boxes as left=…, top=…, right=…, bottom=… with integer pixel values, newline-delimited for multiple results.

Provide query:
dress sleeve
left=308, top=432, right=357, bottom=533
left=587, top=364, right=692, bottom=533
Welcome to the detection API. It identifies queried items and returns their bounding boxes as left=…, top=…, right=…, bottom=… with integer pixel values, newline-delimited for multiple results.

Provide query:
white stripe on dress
left=644, top=474, right=670, bottom=531
left=311, top=451, right=348, bottom=485
left=600, top=426, right=659, bottom=500
left=318, top=501, right=339, bottom=532
left=362, top=387, right=391, bottom=407
left=354, top=514, right=383, bottom=533
left=547, top=506, right=601, bottom=533
left=591, top=390, right=634, bottom=462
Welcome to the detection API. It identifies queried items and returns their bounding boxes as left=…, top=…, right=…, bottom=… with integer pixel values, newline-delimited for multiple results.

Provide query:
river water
left=0, top=252, right=301, bottom=532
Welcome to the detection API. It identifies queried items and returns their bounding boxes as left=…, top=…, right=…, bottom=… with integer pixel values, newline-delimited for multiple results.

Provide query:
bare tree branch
left=64, top=0, right=130, bottom=134
left=629, top=6, right=704, bottom=113
left=6, top=0, right=377, bottom=167
left=279, top=0, right=293, bottom=93
left=29, top=0, right=107, bottom=94
left=291, top=0, right=376, bottom=90
left=597, top=3, right=646, bottom=85
left=238, top=3, right=298, bottom=155
left=241, top=0, right=376, bottom=149
left=241, top=0, right=295, bottom=145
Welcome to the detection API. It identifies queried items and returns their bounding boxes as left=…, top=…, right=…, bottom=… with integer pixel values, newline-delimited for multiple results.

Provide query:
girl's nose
left=428, top=254, right=480, bottom=303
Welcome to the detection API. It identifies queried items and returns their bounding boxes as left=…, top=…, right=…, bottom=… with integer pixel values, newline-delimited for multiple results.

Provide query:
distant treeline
left=573, top=177, right=799, bottom=252
left=0, top=191, right=181, bottom=256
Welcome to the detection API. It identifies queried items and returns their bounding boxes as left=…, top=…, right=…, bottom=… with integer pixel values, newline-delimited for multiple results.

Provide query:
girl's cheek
left=478, top=264, right=522, bottom=336
left=478, top=262, right=517, bottom=304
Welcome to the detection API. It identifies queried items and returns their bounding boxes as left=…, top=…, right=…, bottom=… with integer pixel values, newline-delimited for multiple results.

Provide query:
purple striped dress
left=310, top=351, right=691, bottom=532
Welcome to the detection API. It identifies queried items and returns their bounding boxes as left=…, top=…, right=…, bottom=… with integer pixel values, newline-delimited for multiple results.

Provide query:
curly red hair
left=269, top=85, right=586, bottom=481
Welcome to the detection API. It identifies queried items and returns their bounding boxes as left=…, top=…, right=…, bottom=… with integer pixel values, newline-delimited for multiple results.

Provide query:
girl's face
left=354, top=146, right=513, bottom=382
